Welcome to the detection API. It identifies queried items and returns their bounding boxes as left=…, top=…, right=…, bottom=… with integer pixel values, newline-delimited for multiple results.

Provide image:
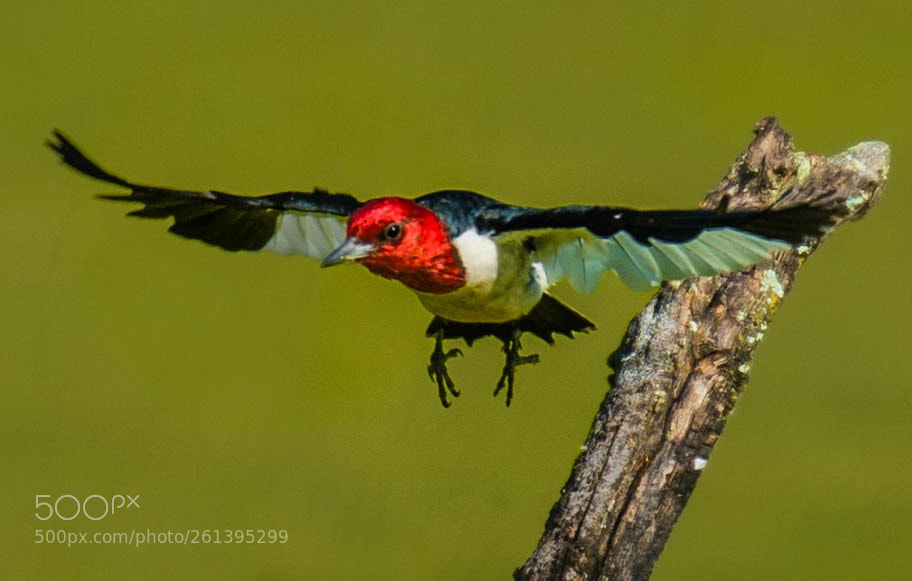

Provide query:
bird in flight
left=48, top=131, right=831, bottom=407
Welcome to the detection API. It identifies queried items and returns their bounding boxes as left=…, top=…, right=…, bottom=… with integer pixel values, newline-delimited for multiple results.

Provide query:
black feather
left=47, top=129, right=132, bottom=188
left=48, top=131, right=363, bottom=252
left=416, top=190, right=503, bottom=238
left=479, top=200, right=834, bottom=245
left=425, top=294, right=595, bottom=346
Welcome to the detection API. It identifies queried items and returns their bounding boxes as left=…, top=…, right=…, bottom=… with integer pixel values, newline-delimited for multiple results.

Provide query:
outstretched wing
left=479, top=200, right=833, bottom=292
left=47, top=130, right=362, bottom=258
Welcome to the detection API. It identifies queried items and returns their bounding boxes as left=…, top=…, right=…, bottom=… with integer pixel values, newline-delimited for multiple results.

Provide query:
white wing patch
left=259, top=213, right=348, bottom=259
left=528, top=227, right=791, bottom=293
left=530, top=260, right=548, bottom=288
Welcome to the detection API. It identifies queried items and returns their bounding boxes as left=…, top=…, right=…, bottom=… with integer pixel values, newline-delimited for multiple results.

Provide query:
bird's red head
left=327, top=197, right=466, bottom=294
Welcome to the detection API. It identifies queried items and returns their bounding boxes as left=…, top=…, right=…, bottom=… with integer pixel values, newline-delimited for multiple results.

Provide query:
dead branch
left=515, top=118, right=890, bottom=581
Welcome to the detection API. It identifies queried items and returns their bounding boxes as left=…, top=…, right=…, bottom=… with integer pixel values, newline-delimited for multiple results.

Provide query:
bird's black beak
left=321, top=237, right=375, bottom=268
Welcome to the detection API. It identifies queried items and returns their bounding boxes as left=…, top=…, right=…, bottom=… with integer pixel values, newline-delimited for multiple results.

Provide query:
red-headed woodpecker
left=48, top=131, right=833, bottom=407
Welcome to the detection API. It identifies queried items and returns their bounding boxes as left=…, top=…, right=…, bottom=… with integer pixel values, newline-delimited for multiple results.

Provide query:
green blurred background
left=2, top=1, right=910, bottom=579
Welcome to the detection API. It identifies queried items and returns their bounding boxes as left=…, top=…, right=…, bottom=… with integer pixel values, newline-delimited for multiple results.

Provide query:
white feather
left=259, top=213, right=348, bottom=259
left=452, top=228, right=499, bottom=286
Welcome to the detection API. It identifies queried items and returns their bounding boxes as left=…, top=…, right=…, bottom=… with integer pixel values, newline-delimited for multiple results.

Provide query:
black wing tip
left=739, top=203, right=837, bottom=245
left=47, top=129, right=133, bottom=189
left=95, top=193, right=136, bottom=202
left=46, top=128, right=73, bottom=157
left=47, top=128, right=85, bottom=157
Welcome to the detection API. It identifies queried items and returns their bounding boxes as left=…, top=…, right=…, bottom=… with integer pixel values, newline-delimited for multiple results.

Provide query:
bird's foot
left=428, top=332, right=463, bottom=408
left=494, top=329, right=539, bottom=407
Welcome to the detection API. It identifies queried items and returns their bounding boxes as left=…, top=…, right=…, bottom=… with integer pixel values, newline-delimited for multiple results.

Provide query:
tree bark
left=515, top=118, right=890, bottom=581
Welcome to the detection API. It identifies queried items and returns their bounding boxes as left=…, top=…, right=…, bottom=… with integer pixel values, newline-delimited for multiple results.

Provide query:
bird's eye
left=382, top=222, right=403, bottom=242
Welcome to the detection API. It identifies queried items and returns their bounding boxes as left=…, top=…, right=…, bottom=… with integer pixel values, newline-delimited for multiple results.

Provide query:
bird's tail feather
left=426, top=294, right=595, bottom=346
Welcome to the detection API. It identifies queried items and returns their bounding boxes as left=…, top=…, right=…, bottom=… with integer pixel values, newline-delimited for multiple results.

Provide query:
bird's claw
left=428, top=341, right=462, bottom=408
left=493, top=330, right=539, bottom=407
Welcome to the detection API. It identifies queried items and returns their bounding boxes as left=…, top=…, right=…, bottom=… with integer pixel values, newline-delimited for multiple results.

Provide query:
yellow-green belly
left=415, top=244, right=544, bottom=323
